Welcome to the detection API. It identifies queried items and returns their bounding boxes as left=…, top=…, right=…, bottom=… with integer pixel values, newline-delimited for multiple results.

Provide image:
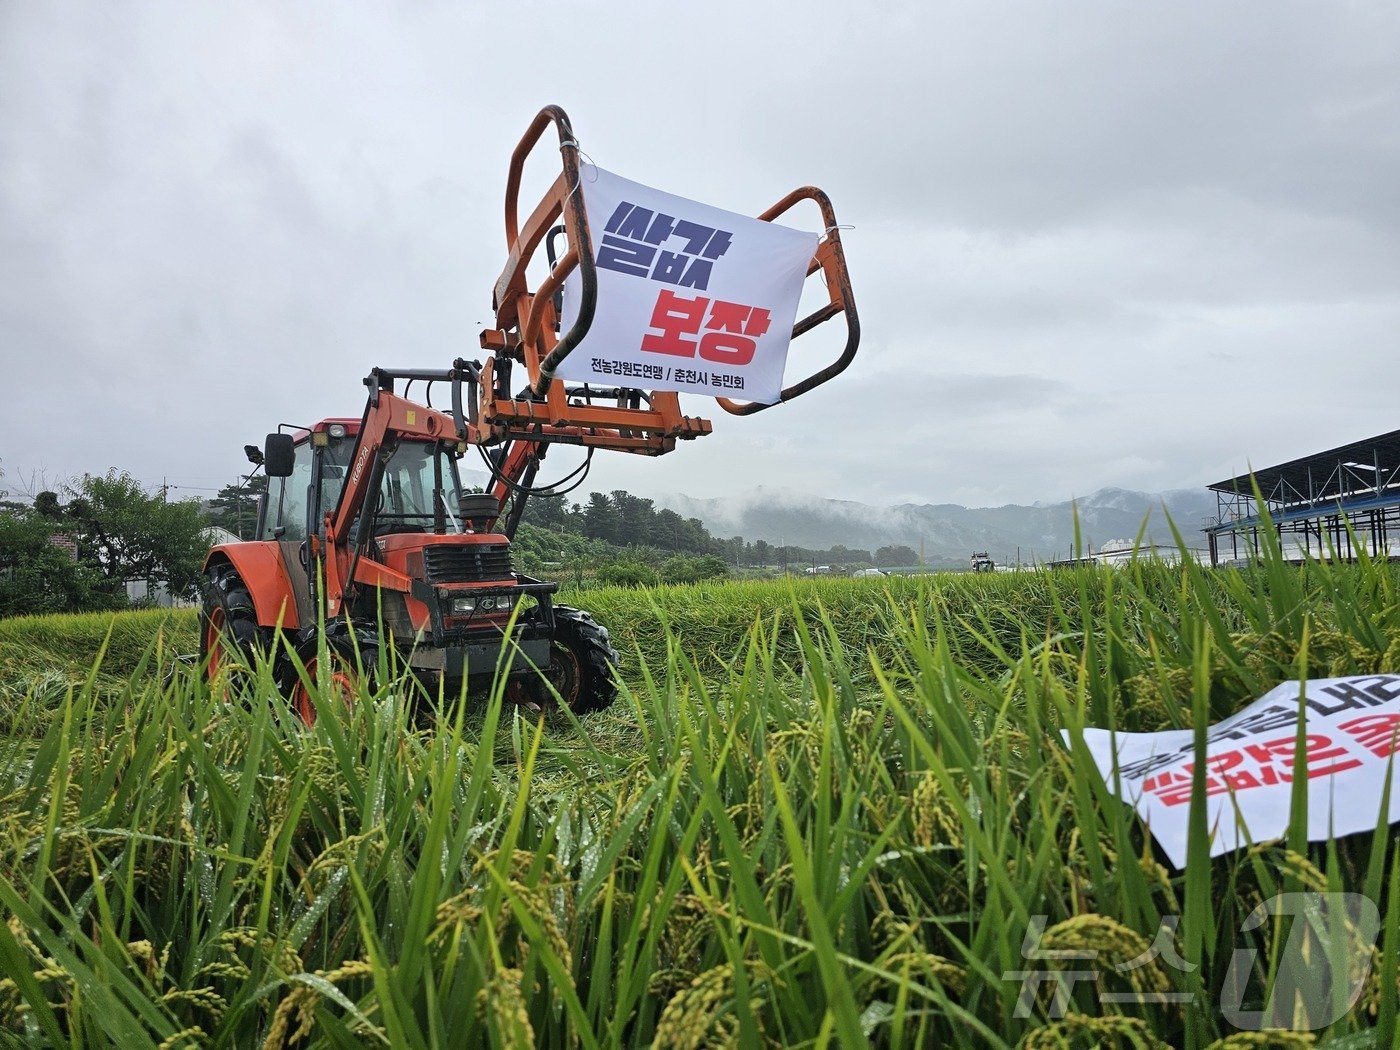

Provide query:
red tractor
left=199, top=105, right=859, bottom=717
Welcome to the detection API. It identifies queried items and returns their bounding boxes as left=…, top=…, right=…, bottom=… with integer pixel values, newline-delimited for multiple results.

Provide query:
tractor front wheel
left=287, top=635, right=377, bottom=725
left=542, top=607, right=618, bottom=715
left=199, top=562, right=273, bottom=687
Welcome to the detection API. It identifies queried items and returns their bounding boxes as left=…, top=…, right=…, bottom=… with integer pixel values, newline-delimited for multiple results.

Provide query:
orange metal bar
left=486, top=106, right=858, bottom=451
left=495, top=105, right=595, bottom=396
left=493, top=173, right=567, bottom=328
left=521, top=247, right=576, bottom=354
left=715, top=187, right=859, bottom=415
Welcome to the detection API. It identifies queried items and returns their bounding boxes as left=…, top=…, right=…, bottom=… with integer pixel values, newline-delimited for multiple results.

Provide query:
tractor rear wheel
left=199, top=563, right=273, bottom=686
left=542, top=607, right=618, bottom=715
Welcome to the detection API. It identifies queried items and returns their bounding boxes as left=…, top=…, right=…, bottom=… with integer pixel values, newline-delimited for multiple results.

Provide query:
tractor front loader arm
left=492, top=104, right=597, bottom=401
left=321, top=362, right=488, bottom=614
left=477, top=104, right=861, bottom=452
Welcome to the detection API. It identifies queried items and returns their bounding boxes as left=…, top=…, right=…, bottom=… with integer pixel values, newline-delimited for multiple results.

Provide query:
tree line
left=0, top=457, right=920, bottom=616
left=206, top=477, right=922, bottom=572
left=0, top=463, right=208, bottom=617
left=522, top=490, right=921, bottom=570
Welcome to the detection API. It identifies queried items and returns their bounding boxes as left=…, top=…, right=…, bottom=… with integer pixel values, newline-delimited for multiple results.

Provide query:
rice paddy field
left=3, top=533, right=1400, bottom=1048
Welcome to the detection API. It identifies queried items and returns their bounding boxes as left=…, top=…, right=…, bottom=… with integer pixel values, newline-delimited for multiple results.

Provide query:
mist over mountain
left=648, top=486, right=1220, bottom=566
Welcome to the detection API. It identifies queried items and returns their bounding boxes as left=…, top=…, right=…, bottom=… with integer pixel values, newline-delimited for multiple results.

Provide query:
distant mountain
left=648, top=486, right=1219, bottom=566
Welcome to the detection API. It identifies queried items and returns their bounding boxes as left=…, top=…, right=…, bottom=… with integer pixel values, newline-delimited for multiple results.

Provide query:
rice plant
left=1, top=544, right=1398, bottom=1046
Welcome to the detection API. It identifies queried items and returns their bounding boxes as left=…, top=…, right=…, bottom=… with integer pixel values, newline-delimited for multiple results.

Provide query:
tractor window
left=263, top=442, right=313, bottom=540
left=316, top=438, right=356, bottom=530
left=376, top=443, right=463, bottom=527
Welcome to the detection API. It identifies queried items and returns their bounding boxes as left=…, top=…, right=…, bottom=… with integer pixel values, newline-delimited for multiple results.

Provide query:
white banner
left=1072, top=675, right=1400, bottom=868
left=558, top=164, right=817, bottom=404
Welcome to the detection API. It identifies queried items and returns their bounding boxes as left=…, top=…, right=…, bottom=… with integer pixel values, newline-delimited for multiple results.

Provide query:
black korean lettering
left=604, top=202, right=637, bottom=235
left=650, top=251, right=690, bottom=285
left=598, top=235, right=657, bottom=278
left=702, top=229, right=732, bottom=260
left=1360, top=676, right=1400, bottom=704
left=644, top=212, right=677, bottom=245
left=1119, top=749, right=1190, bottom=780
left=1310, top=682, right=1381, bottom=717
left=677, top=258, right=713, bottom=290
left=671, top=219, right=715, bottom=254
left=613, top=204, right=652, bottom=240
left=1229, top=704, right=1300, bottom=739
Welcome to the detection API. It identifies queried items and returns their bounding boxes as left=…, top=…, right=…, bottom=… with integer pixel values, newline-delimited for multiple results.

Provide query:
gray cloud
left=2, top=1, right=1398, bottom=512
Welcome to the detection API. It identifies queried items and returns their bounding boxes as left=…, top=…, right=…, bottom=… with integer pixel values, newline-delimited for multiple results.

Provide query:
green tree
left=825, top=544, right=871, bottom=565
left=875, top=544, right=919, bottom=567
left=610, top=490, right=658, bottom=547
left=64, top=471, right=210, bottom=599
left=205, top=476, right=266, bottom=539
left=582, top=492, right=621, bottom=545
left=33, top=491, right=63, bottom=518
left=0, top=507, right=124, bottom=616
left=522, top=492, right=573, bottom=531
left=660, top=553, right=730, bottom=584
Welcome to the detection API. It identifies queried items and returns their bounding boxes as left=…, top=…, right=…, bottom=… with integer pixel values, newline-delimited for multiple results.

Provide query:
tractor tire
left=199, top=562, right=273, bottom=686
left=285, top=632, right=378, bottom=726
left=543, top=606, right=618, bottom=715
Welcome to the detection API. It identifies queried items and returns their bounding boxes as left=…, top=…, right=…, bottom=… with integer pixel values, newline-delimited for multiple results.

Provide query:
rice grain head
left=1020, top=1013, right=1170, bottom=1049
left=476, top=967, right=535, bottom=1050
left=1038, top=915, right=1170, bottom=995
left=652, top=961, right=772, bottom=1050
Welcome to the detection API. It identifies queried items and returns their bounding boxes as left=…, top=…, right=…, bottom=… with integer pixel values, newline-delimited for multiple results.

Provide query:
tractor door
left=262, top=443, right=313, bottom=542
left=260, top=442, right=317, bottom=627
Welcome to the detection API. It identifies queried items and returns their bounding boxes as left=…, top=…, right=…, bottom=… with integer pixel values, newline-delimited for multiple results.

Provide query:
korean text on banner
left=1069, top=675, right=1400, bottom=869
left=559, top=164, right=818, bottom=405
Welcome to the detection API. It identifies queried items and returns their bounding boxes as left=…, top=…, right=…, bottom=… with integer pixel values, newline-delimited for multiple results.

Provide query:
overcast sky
left=3, top=2, right=1397, bottom=509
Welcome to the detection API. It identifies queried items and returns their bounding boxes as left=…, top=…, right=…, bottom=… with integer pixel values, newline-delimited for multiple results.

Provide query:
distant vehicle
left=853, top=568, right=886, bottom=577
left=804, top=565, right=833, bottom=575
left=971, top=551, right=995, bottom=573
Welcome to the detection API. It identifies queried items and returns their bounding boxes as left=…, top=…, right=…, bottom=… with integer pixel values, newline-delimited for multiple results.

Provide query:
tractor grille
left=423, top=543, right=514, bottom=584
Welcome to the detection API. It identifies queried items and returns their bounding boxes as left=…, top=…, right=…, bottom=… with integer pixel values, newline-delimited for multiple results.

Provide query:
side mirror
left=264, top=433, right=296, bottom=478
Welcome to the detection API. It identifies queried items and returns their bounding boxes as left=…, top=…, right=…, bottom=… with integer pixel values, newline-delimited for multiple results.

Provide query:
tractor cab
left=249, top=417, right=549, bottom=682
left=256, top=420, right=359, bottom=542
left=257, top=420, right=484, bottom=542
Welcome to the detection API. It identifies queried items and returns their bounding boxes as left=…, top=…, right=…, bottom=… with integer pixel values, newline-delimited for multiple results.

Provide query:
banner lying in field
left=559, top=164, right=817, bottom=404
left=1073, top=675, right=1400, bottom=868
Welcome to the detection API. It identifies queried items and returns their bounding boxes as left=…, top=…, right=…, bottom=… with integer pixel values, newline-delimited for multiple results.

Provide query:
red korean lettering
left=1142, top=770, right=1195, bottom=807
left=1142, top=766, right=1231, bottom=806
left=1246, top=733, right=1363, bottom=779
left=1300, top=734, right=1364, bottom=779
left=1339, top=714, right=1400, bottom=758
left=698, top=300, right=773, bottom=366
left=641, top=290, right=708, bottom=358
left=1204, top=749, right=1269, bottom=792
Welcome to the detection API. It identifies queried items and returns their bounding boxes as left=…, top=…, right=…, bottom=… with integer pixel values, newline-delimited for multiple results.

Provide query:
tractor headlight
left=328, top=423, right=348, bottom=438
left=448, top=593, right=517, bottom=616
